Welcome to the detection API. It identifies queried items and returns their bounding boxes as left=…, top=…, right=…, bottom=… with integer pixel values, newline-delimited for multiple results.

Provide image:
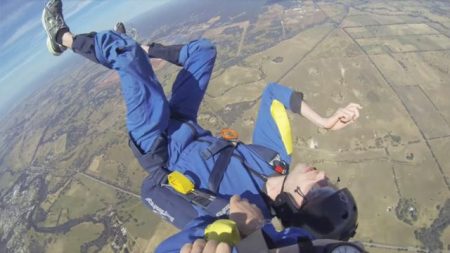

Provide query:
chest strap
left=204, top=140, right=290, bottom=194
left=208, top=144, right=236, bottom=194
left=201, top=138, right=233, bottom=160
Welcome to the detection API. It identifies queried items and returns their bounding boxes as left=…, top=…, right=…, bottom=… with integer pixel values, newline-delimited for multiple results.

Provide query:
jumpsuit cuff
left=289, top=91, right=304, bottom=114
left=72, top=32, right=100, bottom=64
left=148, top=42, right=184, bottom=66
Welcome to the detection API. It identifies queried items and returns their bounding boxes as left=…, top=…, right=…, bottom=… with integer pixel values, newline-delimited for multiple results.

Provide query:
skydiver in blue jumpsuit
left=43, top=0, right=362, bottom=241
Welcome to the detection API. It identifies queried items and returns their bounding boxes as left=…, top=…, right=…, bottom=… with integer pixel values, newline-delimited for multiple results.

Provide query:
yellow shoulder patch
left=270, top=100, right=293, bottom=155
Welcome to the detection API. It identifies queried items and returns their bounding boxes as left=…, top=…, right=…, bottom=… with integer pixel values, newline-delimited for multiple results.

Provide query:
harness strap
left=204, top=141, right=289, bottom=194
left=208, top=144, right=235, bottom=193
left=163, top=184, right=230, bottom=217
left=201, top=138, right=233, bottom=160
left=128, top=133, right=169, bottom=184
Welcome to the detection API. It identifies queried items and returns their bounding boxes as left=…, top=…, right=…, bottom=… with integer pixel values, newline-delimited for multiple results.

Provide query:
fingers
left=182, top=240, right=230, bottom=253
left=348, top=103, right=363, bottom=109
left=334, top=108, right=352, bottom=123
left=339, top=108, right=355, bottom=122
left=181, top=240, right=231, bottom=253
left=336, top=103, right=362, bottom=123
left=231, top=195, right=252, bottom=206
left=251, top=203, right=264, bottom=219
left=230, top=195, right=241, bottom=204
left=229, top=193, right=265, bottom=237
left=346, top=103, right=362, bottom=118
left=203, top=240, right=219, bottom=253
left=347, top=107, right=359, bottom=120
left=181, top=243, right=193, bottom=253
left=234, top=196, right=263, bottom=215
left=192, top=239, right=207, bottom=253
left=230, top=195, right=241, bottom=209
left=216, top=242, right=232, bottom=253
left=230, top=195, right=251, bottom=209
left=346, top=103, right=361, bottom=120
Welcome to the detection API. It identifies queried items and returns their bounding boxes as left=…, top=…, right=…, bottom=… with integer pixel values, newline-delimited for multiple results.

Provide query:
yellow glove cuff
left=204, top=219, right=240, bottom=246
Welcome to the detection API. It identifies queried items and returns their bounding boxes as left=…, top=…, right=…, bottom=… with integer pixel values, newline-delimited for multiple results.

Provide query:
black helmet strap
left=270, top=173, right=305, bottom=226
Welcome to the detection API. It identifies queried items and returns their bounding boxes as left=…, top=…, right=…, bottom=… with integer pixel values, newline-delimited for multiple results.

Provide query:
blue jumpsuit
left=92, top=31, right=304, bottom=228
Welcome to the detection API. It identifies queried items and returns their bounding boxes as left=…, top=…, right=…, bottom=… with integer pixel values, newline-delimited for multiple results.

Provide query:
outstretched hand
left=323, top=103, right=362, bottom=130
left=229, top=195, right=265, bottom=237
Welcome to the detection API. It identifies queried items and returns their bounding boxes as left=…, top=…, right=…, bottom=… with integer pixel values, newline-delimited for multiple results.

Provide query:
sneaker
left=114, top=22, right=126, bottom=34
left=42, top=0, right=69, bottom=56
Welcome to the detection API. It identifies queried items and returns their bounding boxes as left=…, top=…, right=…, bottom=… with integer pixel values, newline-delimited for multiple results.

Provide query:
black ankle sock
left=72, top=32, right=99, bottom=64
left=148, top=43, right=183, bottom=66
left=55, top=27, right=70, bottom=45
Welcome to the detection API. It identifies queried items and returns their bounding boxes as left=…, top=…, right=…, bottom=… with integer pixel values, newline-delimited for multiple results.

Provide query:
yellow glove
left=204, top=219, right=240, bottom=246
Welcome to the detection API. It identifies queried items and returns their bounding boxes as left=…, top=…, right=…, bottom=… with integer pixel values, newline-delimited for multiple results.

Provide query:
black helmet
left=271, top=186, right=358, bottom=241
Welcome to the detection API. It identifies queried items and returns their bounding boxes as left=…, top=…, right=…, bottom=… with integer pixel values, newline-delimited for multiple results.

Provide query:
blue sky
left=0, top=0, right=168, bottom=115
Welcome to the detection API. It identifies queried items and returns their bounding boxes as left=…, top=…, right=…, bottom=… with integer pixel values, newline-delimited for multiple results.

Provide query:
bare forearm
left=299, top=101, right=326, bottom=128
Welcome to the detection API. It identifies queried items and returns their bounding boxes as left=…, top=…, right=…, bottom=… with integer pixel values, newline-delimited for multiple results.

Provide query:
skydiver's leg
left=144, top=39, right=216, bottom=121
left=140, top=39, right=217, bottom=121
left=44, top=0, right=200, bottom=229
left=113, top=22, right=216, bottom=121
left=168, top=39, right=216, bottom=121
left=62, top=31, right=170, bottom=153
left=144, top=42, right=184, bottom=67
left=58, top=30, right=201, bottom=228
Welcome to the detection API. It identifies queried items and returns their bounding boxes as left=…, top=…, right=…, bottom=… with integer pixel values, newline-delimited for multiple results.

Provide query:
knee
left=96, top=31, right=144, bottom=68
left=199, top=39, right=216, bottom=51
left=194, top=38, right=217, bottom=59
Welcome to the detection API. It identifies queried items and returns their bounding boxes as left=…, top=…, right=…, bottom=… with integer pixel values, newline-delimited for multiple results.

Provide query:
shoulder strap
left=201, top=139, right=232, bottom=160
left=208, top=144, right=235, bottom=193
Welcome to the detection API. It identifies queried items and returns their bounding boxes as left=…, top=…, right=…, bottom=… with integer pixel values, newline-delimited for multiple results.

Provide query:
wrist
left=317, top=116, right=327, bottom=129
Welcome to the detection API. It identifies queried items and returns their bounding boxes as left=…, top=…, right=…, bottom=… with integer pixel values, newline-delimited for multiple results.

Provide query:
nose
left=306, top=170, right=327, bottom=186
